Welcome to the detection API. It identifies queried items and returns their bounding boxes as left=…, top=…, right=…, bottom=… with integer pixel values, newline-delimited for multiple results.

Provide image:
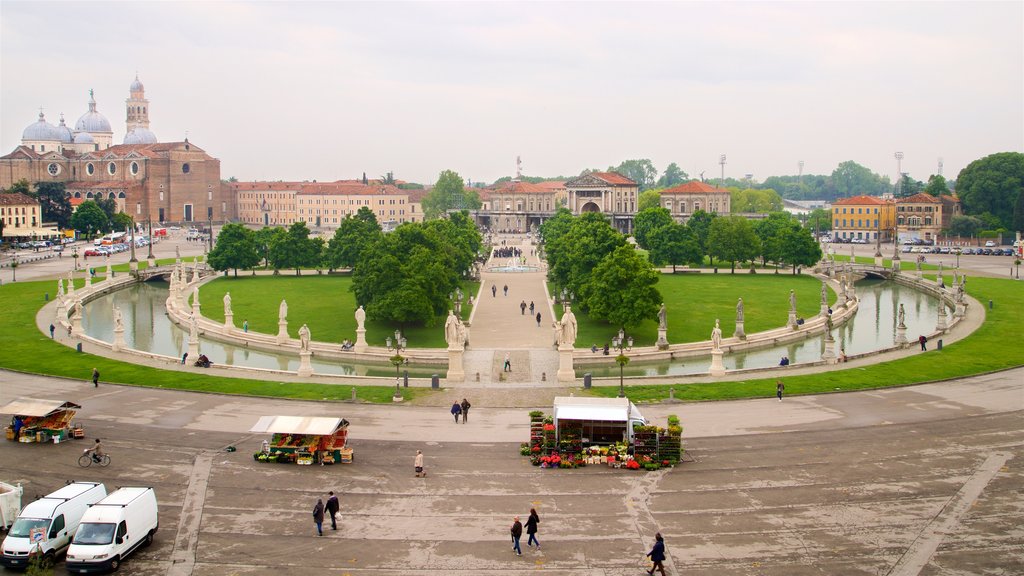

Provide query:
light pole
left=386, top=329, right=408, bottom=401
left=611, top=328, right=633, bottom=398
left=449, top=288, right=464, bottom=318
left=146, top=219, right=154, bottom=263
left=10, top=254, right=18, bottom=282
left=894, top=152, right=904, bottom=196
left=954, top=248, right=960, bottom=269
left=72, top=247, right=79, bottom=271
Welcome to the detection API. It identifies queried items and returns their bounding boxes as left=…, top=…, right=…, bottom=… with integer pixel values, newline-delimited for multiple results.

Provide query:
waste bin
left=403, top=370, right=409, bottom=388
left=431, top=374, right=439, bottom=389
left=76, top=343, right=82, bottom=353
left=583, top=373, right=592, bottom=389
left=937, top=339, right=943, bottom=350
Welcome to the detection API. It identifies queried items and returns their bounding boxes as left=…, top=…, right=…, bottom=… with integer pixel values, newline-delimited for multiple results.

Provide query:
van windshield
left=8, top=518, right=49, bottom=538
left=72, top=523, right=115, bottom=545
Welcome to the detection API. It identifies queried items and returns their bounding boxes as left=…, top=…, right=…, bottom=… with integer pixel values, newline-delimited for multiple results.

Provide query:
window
left=182, top=163, right=191, bottom=174
left=86, top=163, right=94, bottom=175
left=131, top=161, right=139, bottom=175
left=108, top=162, right=116, bottom=175
left=47, top=163, right=61, bottom=176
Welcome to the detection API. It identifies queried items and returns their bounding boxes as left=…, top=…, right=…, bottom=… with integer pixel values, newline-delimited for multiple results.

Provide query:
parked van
left=65, top=487, right=157, bottom=573
left=1, top=482, right=106, bottom=569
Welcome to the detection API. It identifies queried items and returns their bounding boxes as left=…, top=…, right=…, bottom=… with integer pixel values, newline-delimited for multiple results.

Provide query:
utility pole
left=719, top=154, right=727, bottom=188
left=894, top=152, right=904, bottom=196
left=798, top=160, right=804, bottom=189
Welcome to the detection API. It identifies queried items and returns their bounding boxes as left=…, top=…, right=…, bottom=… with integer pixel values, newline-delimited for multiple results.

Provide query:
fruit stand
left=249, top=416, right=351, bottom=465
left=1, top=398, right=84, bottom=444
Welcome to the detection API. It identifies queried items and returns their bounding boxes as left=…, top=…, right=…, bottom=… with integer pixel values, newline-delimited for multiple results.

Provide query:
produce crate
left=339, top=448, right=353, bottom=464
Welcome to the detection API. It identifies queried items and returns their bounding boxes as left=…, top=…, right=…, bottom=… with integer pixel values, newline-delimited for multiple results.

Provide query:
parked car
left=901, top=245, right=913, bottom=253
left=984, top=240, right=996, bottom=247
left=981, top=248, right=993, bottom=255
left=962, top=248, right=975, bottom=255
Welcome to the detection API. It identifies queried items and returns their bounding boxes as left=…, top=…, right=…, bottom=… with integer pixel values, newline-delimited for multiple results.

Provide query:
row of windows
left=664, top=200, right=726, bottom=213
left=897, top=206, right=936, bottom=212
left=834, top=207, right=881, bottom=215
left=239, top=215, right=417, bottom=226
left=835, top=231, right=880, bottom=239
left=834, top=219, right=880, bottom=228
left=3, top=216, right=34, bottom=226
left=298, top=208, right=407, bottom=216
left=898, top=216, right=935, bottom=226
left=0, top=206, right=36, bottom=215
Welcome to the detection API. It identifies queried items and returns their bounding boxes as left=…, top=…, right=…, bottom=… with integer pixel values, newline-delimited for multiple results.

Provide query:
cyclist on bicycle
left=85, top=439, right=104, bottom=463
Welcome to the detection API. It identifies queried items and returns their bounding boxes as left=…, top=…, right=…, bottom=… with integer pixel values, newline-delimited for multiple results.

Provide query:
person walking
left=312, top=498, right=325, bottom=536
left=503, top=352, right=511, bottom=372
left=181, top=352, right=189, bottom=365
left=460, top=398, right=471, bottom=423
left=520, top=300, right=527, bottom=315
left=510, top=516, right=523, bottom=556
left=243, top=319, right=248, bottom=333
left=450, top=402, right=462, bottom=423
left=529, top=301, right=535, bottom=314
left=918, top=334, right=927, bottom=351
left=91, top=368, right=99, bottom=388
left=325, top=491, right=340, bottom=530
left=535, top=312, right=541, bottom=327
left=776, top=379, right=785, bottom=402
left=525, top=508, right=540, bottom=549
left=414, top=449, right=426, bottom=477
left=503, top=284, right=508, bottom=296
left=645, top=532, right=666, bottom=575
left=492, top=284, right=497, bottom=298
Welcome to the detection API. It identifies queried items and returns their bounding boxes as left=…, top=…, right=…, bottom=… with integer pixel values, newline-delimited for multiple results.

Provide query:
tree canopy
left=730, top=188, right=783, bottom=213
left=637, top=189, right=662, bottom=212
left=656, top=162, right=688, bottom=188
left=33, top=182, right=72, bottom=228
left=955, top=152, right=1024, bottom=231
left=609, top=159, right=658, bottom=191
left=708, top=215, right=760, bottom=273
left=326, top=207, right=382, bottom=270
left=268, top=221, right=320, bottom=274
left=632, top=207, right=674, bottom=249
left=584, top=244, right=662, bottom=330
left=208, top=223, right=261, bottom=276
left=543, top=211, right=626, bottom=306
left=421, top=169, right=481, bottom=219
left=69, top=201, right=110, bottom=237
left=647, top=222, right=702, bottom=272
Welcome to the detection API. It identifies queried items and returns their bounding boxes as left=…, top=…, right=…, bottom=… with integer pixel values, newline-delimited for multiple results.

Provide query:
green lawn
left=559, top=273, right=826, bottom=347
left=589, top=275, right=1024, bottom=401
left=197, top=275, right=479, bottom=348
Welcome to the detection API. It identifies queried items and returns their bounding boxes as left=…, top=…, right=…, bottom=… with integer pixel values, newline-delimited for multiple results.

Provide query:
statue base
left=895, top=324, right=908, bottom=346
left=55, top=301, right=67, bottom=320
left=188, top=337, right=200, bottom=360
left=224, top=312, right=235, bottom=331
left=656, top=328, right=669, bottom=350
left=276, top=321, right=289, bottom=345
left=84, top=275, right=91, bottom=287
left=112, top=328, right=126, bottom=352
left=354, top=328, right=367, bottom=353
left=106, top=266, right=113, bottom=280
left=129, top=260, right=138, bottom=272
left=788, top=311, right=798, bottom=330
left=955, top=302, right=966, bottom=318
left=822, top=336, right=837, bottom=364
left=708, top=349, right=725, bottom=377
left=446, top=348, right=465, bottom=382
left=297, top=351, right=313, bottom=377
left=147, top=256, right=156, bottom=268
left=556, top=344, right=575, bottom=383
left=874, top=255, right=883, bottom=267
left=191, top=301, right=201, bottom=319
left=936, top=309, right=948, bottom=332
left=733, top=322, right=745, bottom=340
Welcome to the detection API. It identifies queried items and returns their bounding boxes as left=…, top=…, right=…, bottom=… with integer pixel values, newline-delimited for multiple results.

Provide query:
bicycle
left=78, top=450, right=111, bottom=467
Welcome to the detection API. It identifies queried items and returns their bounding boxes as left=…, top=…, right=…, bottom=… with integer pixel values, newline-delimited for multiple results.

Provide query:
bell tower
left=126, top=74, right=150, bottom=132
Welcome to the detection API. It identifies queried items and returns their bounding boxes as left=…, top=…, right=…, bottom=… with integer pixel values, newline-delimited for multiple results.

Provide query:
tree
left=69, top=201, right=109, bottom=238
left=656, top=162, right=688, bottom=188
left=647, top=222, right=702, bottom=272
left=896, top=174, right=923, bottom=198
left=421, top=169, right=481, bottom=219
left=806, top=208, right=832, bottom=232
left=95, top=197, right=118, bottom=223
left=632, top=207, right=674, bottom=249
left=924, top=174, right=950, bottom=197
left=778, top=223, right=822, bottom=273
left=1015, top=190, right=1024, bottom=233
left=584, top=245, right=662, bottom=331
left=637, top=189, right=662, bottom=212
left=708, top=216, right=760, bottom=273
left=4, top=179, right=31, bottom=196
left=955, top=152, right=1024, bottom=230
left=268, top=221, right=319, bottom=274
left=686, top=210, right=716, bottom=265
left=948, top=215, right=984, bottom=237
left=326, top=208, right=382, bottom=270
left=547, top=212, right=625, bottom=304
left=33, top=182, right=72, bottom=228
left=253, top=226, right=284, bottom=269
left=111, top=212, right=133, bottom=232
left=731, top=188, right=783, bottom=213
left=754, top=212, right=793, bottom=267
left=208, top=223, right=260, bottom=276
left=609, top=159, right=658, bottom=191
left=830, top=161, right=890, bottom=198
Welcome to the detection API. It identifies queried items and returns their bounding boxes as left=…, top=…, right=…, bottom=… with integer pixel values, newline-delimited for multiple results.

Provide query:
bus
left=95, top=232, right=128, bottom=246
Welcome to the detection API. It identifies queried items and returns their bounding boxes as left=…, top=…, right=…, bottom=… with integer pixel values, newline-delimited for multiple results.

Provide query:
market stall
left=249, top=416, right=351, bottom=465
left=2, top=398, right=84, bottom=444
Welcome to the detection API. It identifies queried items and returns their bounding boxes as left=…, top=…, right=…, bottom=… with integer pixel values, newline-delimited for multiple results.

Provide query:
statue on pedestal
left=355, top=306, right=366, bottom=330
left=444, top=310, right=461, bottom=348
left=711, top=319, right=722, bottom=350
left=559, top=306, right=578, bottom=347
left=279, top=300, right=288, bottom=323
left=299, top=324, right=311, bottom=351
left=657, top=303, right=667, bottom=330
left=113, top=304, right=123, bottom=331
left=223, top=292, right=232, bottom=316
left=189, top=313, right=198, bottom=341
left=736, top=298, right=744, bottom=323
left=789, top=289, right=797, bottom=313
left=898, top=303, right=906, bottom=327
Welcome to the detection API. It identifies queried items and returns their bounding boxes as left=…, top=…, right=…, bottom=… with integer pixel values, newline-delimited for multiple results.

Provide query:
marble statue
left=71, top=299, right=83, bottom=322
left=956, top=282, right=965, bottom=303
left=559, top=306, right=578, bottom=346
left=711, top=319, right=722, bottom=350
left=279, top=300, right=288, bottom=322
left=189, top=313, right=198, bottom=341
left=354, top=305, right=366, bottom=330
left=789, top=289, right=797, bottom=312
left=898, top=303, right=906, bottom=327
left=658, top=303, right=667, bottom=330
left=193, top=286, right=200, bottom=306
left=736, top=298, right=744, bottom=322
left=299, top=324, right=311, bottom=351
left=456, top=318, right=468, bottom=347
left=821, top=281, right=828, bottom=306
left=223, top=292, right=232, bottom=316
left=444, top=310, right=461, bottom=347
left=113, top=304, right=123, bottom=331
left=175, top=245, right=181, bottom=260
left=57, top=279, right=65, bottom=298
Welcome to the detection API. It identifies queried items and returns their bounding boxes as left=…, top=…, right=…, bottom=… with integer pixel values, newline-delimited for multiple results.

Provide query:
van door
left=115, top=521, right=127, bottom=550
left=48, top=514, right=68, bottom=552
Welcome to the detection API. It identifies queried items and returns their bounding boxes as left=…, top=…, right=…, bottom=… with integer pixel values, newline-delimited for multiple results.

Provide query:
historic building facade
left=659, top=180, right=731, bottom=222
left=564, top=172, right=638, bottom=233
left=1, top=77, right=233, bottom=225
left=895, top=193, right=962, bottom=242
left=0, top=192, right=52, bottom=240
left=831, top=195, right=896, bottom=242
left=475, top=180, right=560, bottom=232
left=233, top=181, right=423, bottom=229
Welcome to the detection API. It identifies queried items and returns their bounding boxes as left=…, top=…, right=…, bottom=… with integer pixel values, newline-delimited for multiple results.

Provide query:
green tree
left=208, top=222, right=260, bottom=276
left=731, top=188, right=783, bottom=213
left=111, top=212, right=133, bottom=232
left=806, top=208, right=832, bottom=232
left=637, top=189, right=662, bottom=212
left=253, top=226, right=284, bottom=269
left=708, top=215, right=760, bottom=273
left=924, top=174, right=950, bottom=197
left=69, top=201, right=109, bottom=237
left=896, top=174, right=923, bottom=198
left=633, top=207, right=674, bottom=249
left=656, top=162, right=688, bottom=188
left=609, top=159, right=657, bottom=191
left=830, top=161, right=890, bottom=198
left=686, top=210, right=716, bottom=265
left=647, top=222, right=702, bottom=272
left=268, top=221, right=319, bottom=275
left=584, top=244, right=662, bottom=330
left=33, top=182, right=72, bottom=228
left=1014, top=190, right=1024, bottom=233
left=948, top=215, right=984, bottom=237
left=326, top=208, right=383, bottom=270
left=779, top=222, right=822, bottom=273
left=95, top=197, right=118, bottom=223
left=754, top=212, right=793, bottom=267
left=955, top=152, right=1024, bottom=230
left=548, top=212, right=625, bottom=304
left=4, top=178, right=32, bottom=196
left=421, top=169, right=481, bottom=219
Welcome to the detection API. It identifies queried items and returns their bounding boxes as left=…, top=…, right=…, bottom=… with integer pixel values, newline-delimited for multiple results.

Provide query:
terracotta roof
left=0, top=192, right=37, bottom=206
left=591, top=172, right=636, bottom=185
left=296, top=183, right=404, bottom=196
left=0, top=146, right=42, bottom=160
left=231, top=182, right=302, bottom=192
left=533, top=181, right=566, bottom=191
left=899, top=193, right=941, bottom=204
left=832, top=195, right=893, bottom=206
left=661, top=181, right=729, bottom=195
left=405, top=188, right=430, bottom=202
left=491, top=180, right=551, bottom=194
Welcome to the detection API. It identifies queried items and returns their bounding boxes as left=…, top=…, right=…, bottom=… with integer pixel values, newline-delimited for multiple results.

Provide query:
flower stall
left=2, top=398, right=84, bottom=444
left=249, top=416, right=351, bottom=465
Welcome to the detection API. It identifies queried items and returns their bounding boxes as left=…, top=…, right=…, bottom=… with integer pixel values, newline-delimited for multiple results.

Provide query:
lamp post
left=954, top=248, right=961, bottom=269
left=386, top=329, right=408, bottom=401
left=10, top=254, right=17, bottom=282
left=207, top=214, right=214, bottom=254
left=146, top=219, right=154, bottom=262
left=449, top=287, right=464, bottom=317
left=611, top=328, right=633, bottom=398
left=72, top=247, right=79, bottom=271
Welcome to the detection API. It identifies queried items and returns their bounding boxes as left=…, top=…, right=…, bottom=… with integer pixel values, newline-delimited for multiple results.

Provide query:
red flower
left=543, top=424, right=555, bottom=431
left=531, top=445, right=541, bottom=453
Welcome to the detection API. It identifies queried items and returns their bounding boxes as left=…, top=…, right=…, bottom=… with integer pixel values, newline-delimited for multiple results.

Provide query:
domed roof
left=124, top=127, right=158, bottom=145
left=74, top=132, right=95, bottom=144
left=22, top=111, right=62, bottom=141
left=130, top=75, right=144, bottom=92
left=74, top=90, right=112, bottom=133
left=56, top=114, right=74, bottom=143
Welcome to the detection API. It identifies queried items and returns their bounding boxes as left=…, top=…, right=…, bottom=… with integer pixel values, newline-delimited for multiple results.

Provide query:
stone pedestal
left=936, top=305, right=948, bottom=332
left=187, top=335, right=200, bottom=360
left=788, top=311, right=798, bottom=330
left=224, top=312, right=235, bottom=331
left=191, top=300, right=200, bottom=319
left=822, top=336, right=837, bottom=364
left=733, top=321, right=745, bottom=340
left=354, top=327, right=368, bottom=353
left=446, top=348, right=465, bottom=382
left=556, top=344, right=575, bottom=383
left=112, top=327, right=126, bottom=352
left=129, top=260, right=138, bottom=272
left=71, top=311, right=83, bottom=336
left=297, top=351, right=313, bottom=377
left=955, top=302, right=966, bottom=318
left=106, top=264, right=113, bottom=280
left=708, top=349, right=726, bottom=377
left=84, top=273, right=92, bottom=287
left=874, top=255, right=883, bottom=267
left=656, top=328, right=669, bottom=349
left=895, top=324, right=908, bottom=346
left=55, top=300, right=67, bottom=320
left=276, top=321, right=289, bottom=344
left=147, top=256, right=156, bottom=268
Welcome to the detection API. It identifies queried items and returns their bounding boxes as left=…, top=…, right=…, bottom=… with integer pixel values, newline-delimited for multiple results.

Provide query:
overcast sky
left=2, top=1, right=1021, bottom=187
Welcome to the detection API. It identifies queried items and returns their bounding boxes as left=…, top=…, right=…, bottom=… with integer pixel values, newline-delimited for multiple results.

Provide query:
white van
left=1, top=482, right=107, bottom=569
left=65, top=487, right=158, bottom=573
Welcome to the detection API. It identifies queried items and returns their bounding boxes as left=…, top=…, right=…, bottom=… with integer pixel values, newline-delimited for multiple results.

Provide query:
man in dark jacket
left=646, top=532, right=666, bottom=575
left=325, top=491, right=340, bottom=530
left=460, top=398, right=471, bottom=423
left=510, top=516, right=523, bottom=556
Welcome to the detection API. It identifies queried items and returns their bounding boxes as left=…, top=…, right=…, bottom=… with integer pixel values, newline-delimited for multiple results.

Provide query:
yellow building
left=232, top=181, right=417, bottom=229
left=831, top=195, right=895, bottom=242
left=0, top=192, right=60, bottom=241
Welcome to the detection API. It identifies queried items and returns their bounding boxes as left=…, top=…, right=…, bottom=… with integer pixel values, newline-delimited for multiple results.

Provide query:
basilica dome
left=74, top=132, right=95, bottom=144
left=22, top=111, right=61, bottom=141
left=130, top=76, right=145, bottom=92
left=124, top=127, right=158, bottom=145
left=56, top=114, right=74, bottom=143
left=75, top=91, right=112, bottom=133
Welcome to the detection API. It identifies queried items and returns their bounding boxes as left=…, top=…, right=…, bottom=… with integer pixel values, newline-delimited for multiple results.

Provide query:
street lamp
left=611, top=328, right=633, bottom=398
left=449, top=288, right=464, bottom=317
left=146, top=219, right=154, bottom=263
left=954, top=247, right=961, bottom=269
left=386, top=329, right=408, bottom=401
left=10, top=254, right=17, bottom=282
left=72, top=247, right=79, bottom=271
